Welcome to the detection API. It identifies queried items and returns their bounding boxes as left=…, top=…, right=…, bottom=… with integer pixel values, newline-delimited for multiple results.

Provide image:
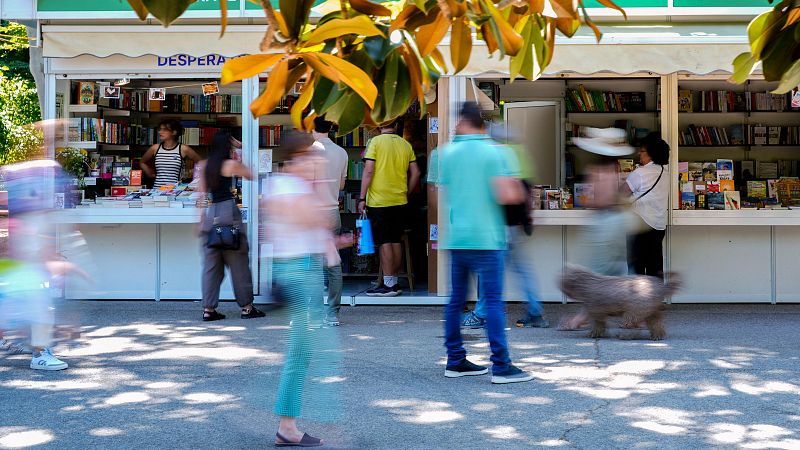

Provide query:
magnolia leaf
left=364, top=30, right=400, bottom=67
left=302, top=16, right=385, bottom=47
left=391, top=5, right=422, bottom=32
left=302, top=112, right=318, bottom=132
left=528, top=0, right=545, bottom=13
left=594, top=0, right=626, bottom=19
left=510, top=19, right=534, bottom=81
left=445, top=0, right=468, bottom=17
left=221, top=54, right=283, bottom=84
left=291, top=74, right=315, bottom=130
left=543, top=16, right=556, bottom=68
left=760, top=26, right=798, bottom=81
left=273, top=11, right=291, bottom=37
left=417, top=10, right=451, bottom=56
left=530, top=15, right=549, bottom=75
left=450, top=16, right=472, bottom=73
left=548, top=0, right=579, bottom=19
left=337, top=93, right=368, bottom=135
left=312, top=76, right=345, bottom=115
left=141, top=0, right=197, bottom=26
left=219, top=0, right=228, bottom=37
left=749, top=11, right=783, bottom=60
left=280, top=0, right=316, bottom=40
left=312, top=53, right=378, bottom=108
left=481, top=23, right=500, bottom=54
left=400, top=46, right=426, bottom=107
left=772, top=58, right=800, bottom=93
left=730, top=52, right=757, bottom=84
left=250, top=58, right=290, bottom=117
left=126, top=0, right=149, bottom=20
left=407, top=6, right=442, bottom=30
left=413, top=0, right=430, bottom=13
left=555, top=18, right=580, bottom=37
left=350, top=0, right=392, bottom=16
left=430, top=47, right=448, bottom=73
left=302, top=53, right=342, bottom=83
left=483, top=0, right=523, bottom=56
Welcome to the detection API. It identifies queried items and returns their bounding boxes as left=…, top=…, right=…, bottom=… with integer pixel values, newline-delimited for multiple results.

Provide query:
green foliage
left=0, top=22, right=41, bottom=165
left=0, top=21, right=32, bottom=81
left=732, top=9, right=800, bottom=93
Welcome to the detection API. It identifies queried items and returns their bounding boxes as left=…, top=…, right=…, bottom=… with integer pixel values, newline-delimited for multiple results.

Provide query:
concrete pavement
left=1, top=302, right=799, bottom=449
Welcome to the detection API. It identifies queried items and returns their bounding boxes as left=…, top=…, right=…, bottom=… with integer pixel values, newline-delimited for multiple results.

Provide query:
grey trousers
left=201, top=200, right=254, bottom=309
left=324, top=209, right=343, bottom=317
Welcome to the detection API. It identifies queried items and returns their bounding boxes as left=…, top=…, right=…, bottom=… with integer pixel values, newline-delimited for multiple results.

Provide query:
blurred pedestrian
left=198, top=131, right=264, bottom=321
left=264, top=131, right=343, bottom=447
left=461, top=124, right=550, bottom=329
left=357, top=122, right=420, bottom=297
left=312, top=118, right=348, bottom=326
left=623, top=132, right=670, bottom=278
left=439, top=103, right=533, bottom=384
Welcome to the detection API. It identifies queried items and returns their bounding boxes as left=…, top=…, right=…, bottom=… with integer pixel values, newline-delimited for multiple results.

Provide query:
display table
left=55, top=208, right=235, bottom=300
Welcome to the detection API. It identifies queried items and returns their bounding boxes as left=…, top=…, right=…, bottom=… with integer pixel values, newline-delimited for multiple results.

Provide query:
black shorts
left=367, top=205, right=408, bottom=246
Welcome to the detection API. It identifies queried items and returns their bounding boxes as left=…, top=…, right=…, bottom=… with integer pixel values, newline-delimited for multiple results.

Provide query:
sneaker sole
left=445, top=368, right=489, bottom=378
left=31, top=363, right=68, bottom=371
left=376, top=291, right=400, bottom=297
left=491, top=374, right=534, bottom=384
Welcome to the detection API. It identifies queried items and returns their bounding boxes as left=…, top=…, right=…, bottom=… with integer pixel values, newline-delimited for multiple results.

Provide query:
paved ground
left=1, top=302, right=799, bottom=450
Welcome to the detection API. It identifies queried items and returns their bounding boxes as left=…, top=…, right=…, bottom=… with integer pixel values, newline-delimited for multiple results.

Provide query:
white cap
left=572, top=127, right=634, bottom=157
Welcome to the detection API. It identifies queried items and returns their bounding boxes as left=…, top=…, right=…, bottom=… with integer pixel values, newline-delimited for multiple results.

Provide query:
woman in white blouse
left=622, top=133, right=670, bottom=278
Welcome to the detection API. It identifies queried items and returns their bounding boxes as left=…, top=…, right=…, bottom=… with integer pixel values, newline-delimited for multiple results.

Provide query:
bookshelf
left=676, top=79, right=800, bottom=211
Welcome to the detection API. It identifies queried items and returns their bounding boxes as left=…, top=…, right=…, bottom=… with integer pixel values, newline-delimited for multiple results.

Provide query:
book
left=724, top=191, right=741, bottom=210
left=573, top=183, right=594, bottom=209
left=560, top=187, right=573, bottom=209
left=753, top=126, right=768, bottom=145
left=707, top=181, right=720, bottom=193
left=719, top=179, right=735, bottom=192
left=678, top=162, right=689, bottom=182
left=768, top=179, right=779, bottom=199
left=544, top=189, right=561, bottom=210
left=741, top=160, right=755, bottom=180
left=678, top=90, right=693, bottom=112
left=768, top=126, right=781, bottom=145
left=747, top=180, right=767, bottom=199
left=681, top=191, right=695, bottom=210
left=702, top=162, right=717, bottom=181
left=130, top=169, right=142, bottom=186
left=729, top=125, right=745, bottom=145
left=617, top=159, right=635, bottom=184
left=757, top=161, right=779, bottom=179
left=716, top=159, right=734, bottom=180
left=707, top=192, right=725, bottom=210
left=688, top=162, right=703, bottom=181
left=78, top=82, right=96, bottom=105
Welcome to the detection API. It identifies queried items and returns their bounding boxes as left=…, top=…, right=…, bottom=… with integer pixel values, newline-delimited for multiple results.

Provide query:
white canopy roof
left=42, top=23, right=751, bottom=75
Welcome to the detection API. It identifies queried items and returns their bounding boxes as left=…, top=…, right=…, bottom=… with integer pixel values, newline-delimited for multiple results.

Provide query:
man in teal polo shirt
left=438, top=103, right=533, bottom=384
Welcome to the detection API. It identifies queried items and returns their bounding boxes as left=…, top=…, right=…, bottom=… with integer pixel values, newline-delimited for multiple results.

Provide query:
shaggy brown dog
left=559, top=265, right=680, bottom=340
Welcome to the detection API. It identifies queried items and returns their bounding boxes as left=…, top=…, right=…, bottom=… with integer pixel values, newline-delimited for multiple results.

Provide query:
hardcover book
left=724, top=191, right=741, bottom=210
left=716, top=159, right=734, bottom=180
left=688, top=162, right=703, bottom=181
left=707, top=192, right=725, bottom=210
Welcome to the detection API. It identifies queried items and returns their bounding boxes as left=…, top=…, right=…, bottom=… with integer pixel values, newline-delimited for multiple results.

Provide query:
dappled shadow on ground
left=1, top=303, right=799, bottom=449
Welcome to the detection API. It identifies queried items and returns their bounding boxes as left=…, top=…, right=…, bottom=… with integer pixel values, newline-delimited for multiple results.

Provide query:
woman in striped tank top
left=140, top=119, right=202, bottom=188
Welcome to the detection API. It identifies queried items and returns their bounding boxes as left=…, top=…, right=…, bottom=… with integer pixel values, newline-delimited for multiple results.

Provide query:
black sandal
left=275, top=432, right=322, bottom=447
left=241, top=306, right=266, bottom=319
left=202, top=310, right=226, bottom=322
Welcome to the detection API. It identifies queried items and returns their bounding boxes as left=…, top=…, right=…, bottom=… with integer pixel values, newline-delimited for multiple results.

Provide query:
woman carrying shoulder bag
left=199, top=131, right=264, bottom=321
left=623, top=132, right=670, bottom=278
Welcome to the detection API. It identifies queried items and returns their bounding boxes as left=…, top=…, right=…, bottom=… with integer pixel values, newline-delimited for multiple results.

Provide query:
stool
left=377, top=230, right=415, bottom=291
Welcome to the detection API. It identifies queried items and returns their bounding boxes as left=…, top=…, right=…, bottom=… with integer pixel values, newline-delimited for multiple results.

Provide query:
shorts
left=367, top=205, right=408, bottom=246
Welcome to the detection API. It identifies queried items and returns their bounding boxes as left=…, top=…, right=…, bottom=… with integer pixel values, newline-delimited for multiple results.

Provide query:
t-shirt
left=627, top=162, right=669, bottom=230
left=439, top=134, right=519, bottom=250
left=266, top=174, right=325, bottom=258
left=312, top=137, right=348, bottom=211
left=363, top=134, right=416, bottom=208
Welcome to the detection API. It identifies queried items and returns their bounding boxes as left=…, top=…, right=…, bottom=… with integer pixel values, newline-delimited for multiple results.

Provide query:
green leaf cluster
left=732, top=8, right=800, bottom=93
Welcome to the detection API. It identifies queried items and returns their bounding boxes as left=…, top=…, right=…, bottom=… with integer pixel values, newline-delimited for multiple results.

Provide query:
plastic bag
left=355, top=212, right=374, bottom=256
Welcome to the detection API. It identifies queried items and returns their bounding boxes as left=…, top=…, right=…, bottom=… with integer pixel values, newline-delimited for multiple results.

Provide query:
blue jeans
left=475, top=227, right=543, bottom=319
left=445, top=249, right=511, bottom=374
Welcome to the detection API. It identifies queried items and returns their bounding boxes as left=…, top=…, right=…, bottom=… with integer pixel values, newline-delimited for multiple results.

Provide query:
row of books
left=565, top=86, right=647, bottom=112
left=100, top=89, right=243, bottom=113
left=334, top=127, right=380, bottom=147
left=70, top=118, right=232, bottom=147
left=339, top=192, right=361, bottom=214
left=679, top=125, right=800, bottom=146
left=679, top=178, right=800, bottom=210
left=678, top=89, right=797, bottom=112
left=347, top=160, right=365, bottom=180
left=259, top=125, right=284, bottom=147
left=679, top=159, right=800, bottom=181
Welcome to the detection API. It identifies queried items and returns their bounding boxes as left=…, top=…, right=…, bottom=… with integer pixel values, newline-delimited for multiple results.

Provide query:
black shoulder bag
left=206, top=201, right=241, bottom=251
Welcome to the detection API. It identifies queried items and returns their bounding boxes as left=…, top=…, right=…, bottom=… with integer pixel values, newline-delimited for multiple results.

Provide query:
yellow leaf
left=528, top=0, right=544, bottom=13
left=274, top=11, right=290, bottom=37
left=250, top=59, right=290, bottom=117
left=127, top=0, right=149, bottom=20
left=219, top=0, right=228, bottom=37
left=544, top=17, right=556, bottom=67
left=400, top=47, right=425, bottom=106
left=583, top=15, right=602, bottom=41
left=391, top=5, right=422, bottom=32
left=555, top=18, right=580, bottom=37
left=483, top=0, right=524, bottom=56
left=314, top=52, right=378, bottom=108
left=302, top=16, right=385, bottom=47
left=430, top=47, right=448, bottom=73
left=446, top=0, right=468, bottom=17
left=481, top=24, right=499, bottom=54
left=302, top=53, right=342, bottom=83
left=417, top=12, right=451, bottom=56
left=349, top=0, right=393, bottom=16
left=782, top=8, right=800, bottom=30
left=221, top=54, right=283, bottom=85
left=548, top=0, right=579, bottom=19
left=291, top=74, right=315, bottom=130
left=303, top=112, right=318, bottom=131
left=450, top=16, right=472, bottom=73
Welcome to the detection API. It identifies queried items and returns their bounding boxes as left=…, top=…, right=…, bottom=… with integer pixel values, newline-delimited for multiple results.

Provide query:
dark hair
left=460, top=102, right=483, bottom=129
left=204, top=131, right=231, bottom=191
left=641, top=132, right=670, bottom=165
left=279, top=130, right=315, bottom=159
left=229, top=127, right=242, bottom=142
left=314, top=117, right=334, bottom=134
left=159, top=119, right=183, bottom=137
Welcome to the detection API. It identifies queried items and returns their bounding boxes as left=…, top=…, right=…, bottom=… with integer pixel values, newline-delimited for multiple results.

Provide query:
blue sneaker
left=461, top=311, right=486, bottom=329
left=491, top=365, right=533, bottom=384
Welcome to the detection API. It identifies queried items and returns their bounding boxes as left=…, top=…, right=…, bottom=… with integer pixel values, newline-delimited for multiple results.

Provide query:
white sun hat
left=572, top=127, right=635, bottom=157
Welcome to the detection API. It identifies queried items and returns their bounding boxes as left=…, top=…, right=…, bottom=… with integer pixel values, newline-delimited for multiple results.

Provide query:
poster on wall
left=202, top=81, right=220, bottom=96
left=102, top=86, right=121, bottom=99
left=148, top=88, right=166, bottom=101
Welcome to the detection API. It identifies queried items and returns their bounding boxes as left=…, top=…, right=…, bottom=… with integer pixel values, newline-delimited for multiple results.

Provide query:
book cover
left=741, top=160, right=755, bottom=180
left=707, top=180, right=720, bottom=193
left=678, top=90, right=693, bottom=112
left=130, top=170, right=142, bottom=186
left=707, top=192, right=725, bottom=210
left=681, top=191, right=695, bottom=210
left=78, top=82, right=96, bottom=105
left=747, top=180, right=767, bottom=199
left=544, top=189, right=561, bottom=210
left=753, top=126, right=768, bottom=145
left=768, top=179, right=779, bottom=199
left=719, top=179, right=735, bottom=192
left=678, top=162, right=689, bottom=182
left=724, top=191, right=741, bottom=210
left=560, top=187, right=573, bottom=209
left=111, top=187, right=127, bottom=197
left=768, top=126, right=781, bottom=145
left=716, top=159, right=734, bottom=180
left=757, top=161, right=779, bottom=179
left=729, top=124, right=745, bottom=145
left=688, top=162, right=703, bottom=181
left=573, top=183, right=594, bottom=209
left=702, top=162, right=717, bottom=181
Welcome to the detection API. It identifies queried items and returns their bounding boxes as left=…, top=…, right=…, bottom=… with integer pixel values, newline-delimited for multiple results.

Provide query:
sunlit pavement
left=1, top=302, right=799, bottom=450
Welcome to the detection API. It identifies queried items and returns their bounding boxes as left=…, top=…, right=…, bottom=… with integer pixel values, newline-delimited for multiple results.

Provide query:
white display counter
left=56, top=208, right=235, bottom=301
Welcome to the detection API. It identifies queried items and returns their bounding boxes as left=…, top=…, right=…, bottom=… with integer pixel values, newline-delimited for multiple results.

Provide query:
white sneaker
left=30, top=348, right=68, bottom=371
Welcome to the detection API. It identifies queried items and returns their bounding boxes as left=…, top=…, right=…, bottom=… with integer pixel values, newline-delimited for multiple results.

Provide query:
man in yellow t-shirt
left=357, top=122, right=420, bottom=297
